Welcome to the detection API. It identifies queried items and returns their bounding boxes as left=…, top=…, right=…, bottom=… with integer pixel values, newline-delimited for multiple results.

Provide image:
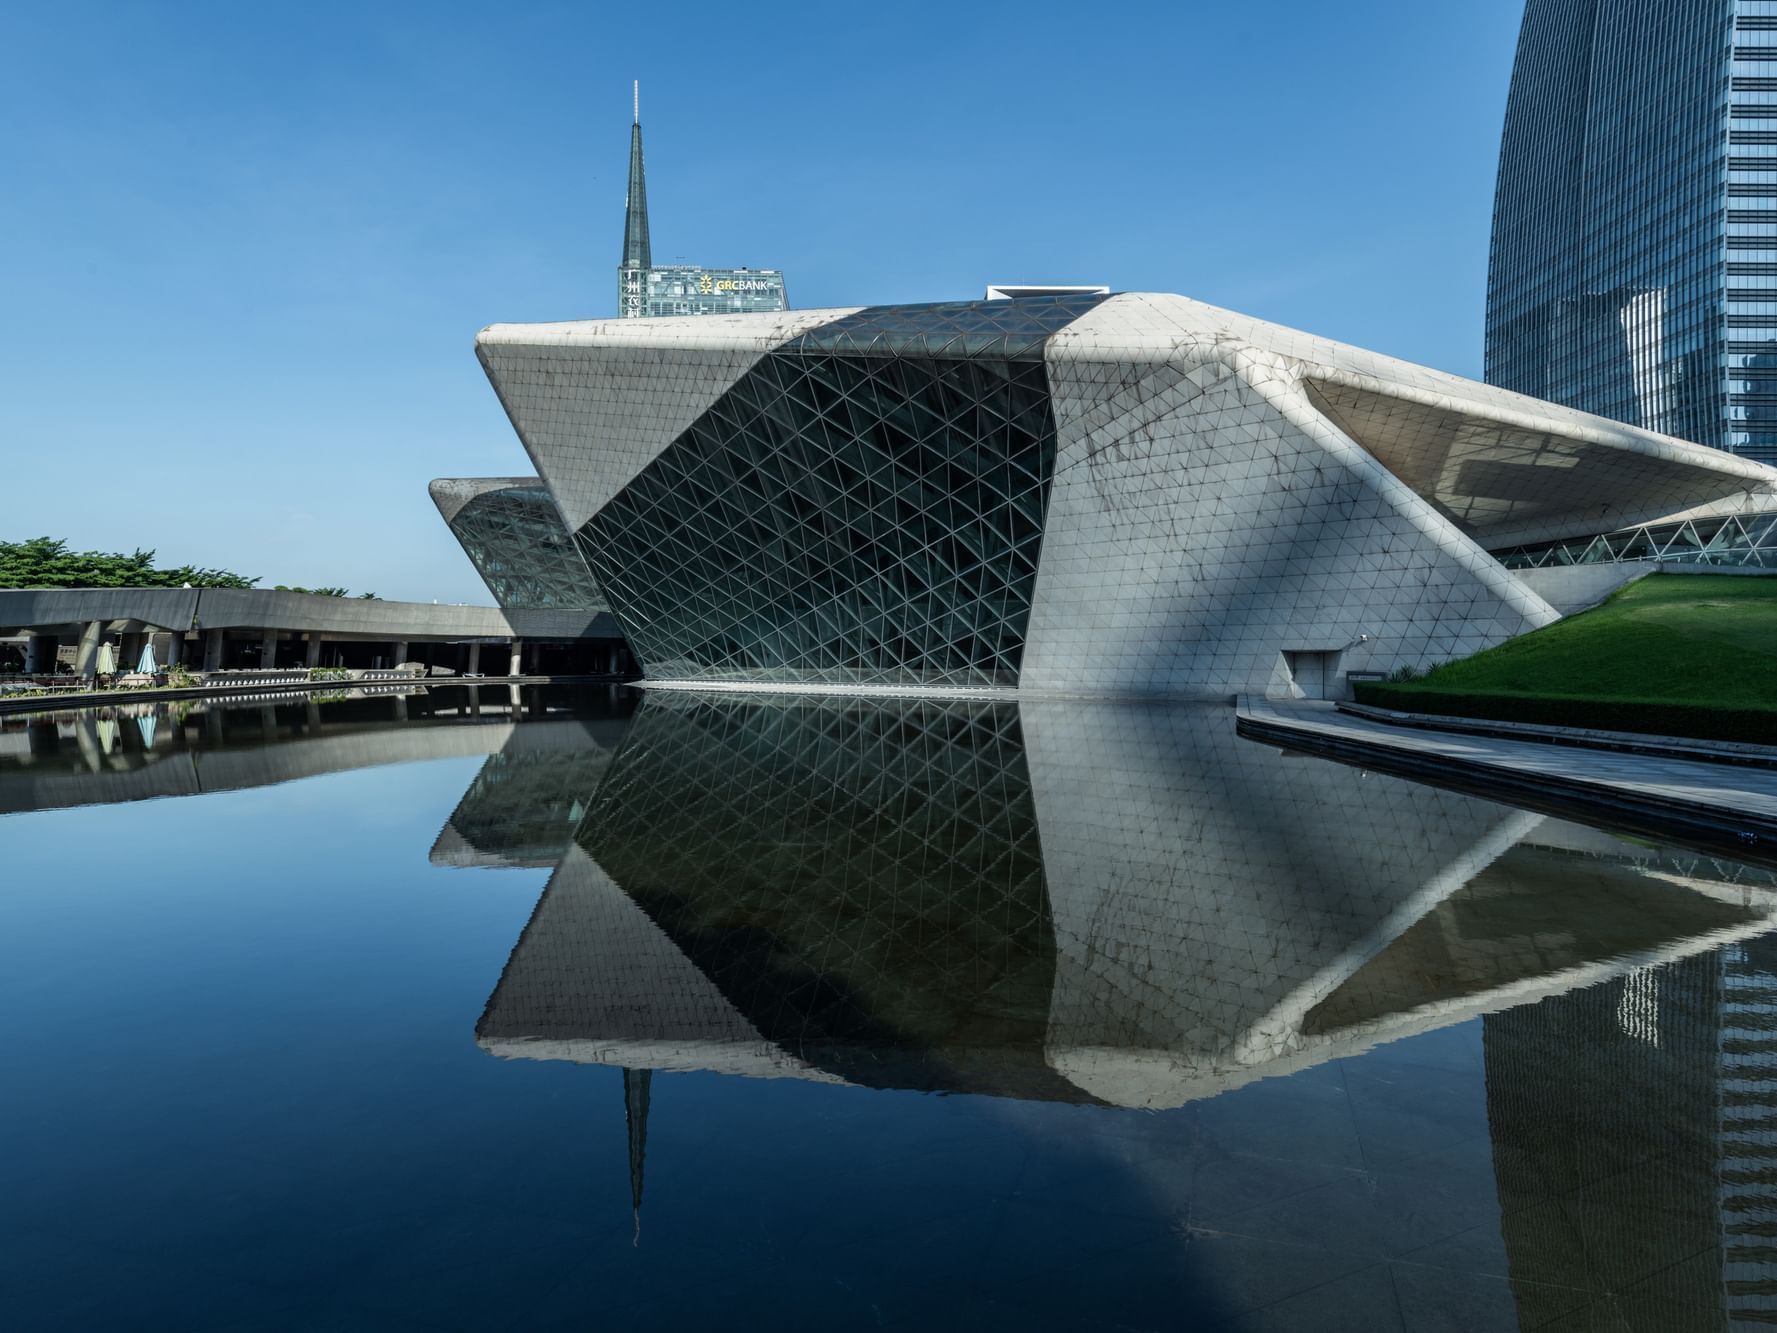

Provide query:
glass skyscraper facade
left=615, top=87, right=787, bottom=320
left=1487, top=0, right=1777, bottom=465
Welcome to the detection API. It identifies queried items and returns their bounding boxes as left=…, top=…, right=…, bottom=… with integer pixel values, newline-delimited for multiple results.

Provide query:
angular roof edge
left=428, top=476, right=546, bottom=524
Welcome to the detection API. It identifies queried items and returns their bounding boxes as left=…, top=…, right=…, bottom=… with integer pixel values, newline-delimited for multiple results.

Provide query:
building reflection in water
left=1485, top=938, right=1777, bottom=1328
left=446, top=691, right=1777, bottom=1322
left=11, top=682, right=1773, bottom=1324
left=0, top=683, right=632, bottom=816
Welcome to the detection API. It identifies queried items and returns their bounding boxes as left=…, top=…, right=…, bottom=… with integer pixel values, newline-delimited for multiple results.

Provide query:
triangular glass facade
left=575, top=296, right=1110, bottom=689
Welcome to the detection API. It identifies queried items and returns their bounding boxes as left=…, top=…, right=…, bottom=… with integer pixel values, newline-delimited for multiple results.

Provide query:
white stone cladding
left=477, top=309, right=860, bottom=532
left=1024, top=296, right=1565, bottom=694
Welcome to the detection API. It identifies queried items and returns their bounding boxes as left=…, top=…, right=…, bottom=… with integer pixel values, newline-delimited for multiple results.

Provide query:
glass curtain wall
left=574, top=296, right=1110, bottom=690
left=1486, top=1, right=1773, bottom=459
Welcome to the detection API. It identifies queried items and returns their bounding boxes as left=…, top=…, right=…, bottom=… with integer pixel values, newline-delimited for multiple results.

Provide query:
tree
left=0, top=538, right=256, bottom=589
left=272, top=585, right=379, bottom=599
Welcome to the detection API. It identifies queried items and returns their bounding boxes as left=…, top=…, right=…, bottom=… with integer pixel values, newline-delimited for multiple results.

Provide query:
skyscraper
left=614, top=83, right=787, bottom=320
left=1486, top=1, right=1777, bottom=465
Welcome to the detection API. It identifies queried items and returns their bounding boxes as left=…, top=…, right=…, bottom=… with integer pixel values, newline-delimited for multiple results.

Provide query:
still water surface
left=3, top=684, right=1775, bottom=1331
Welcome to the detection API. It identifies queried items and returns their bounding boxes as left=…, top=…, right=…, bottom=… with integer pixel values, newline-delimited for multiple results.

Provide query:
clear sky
left=0, top=0, right=1525, bottom=605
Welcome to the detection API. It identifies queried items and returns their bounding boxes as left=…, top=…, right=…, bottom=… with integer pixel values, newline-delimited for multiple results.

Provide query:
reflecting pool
left=3, top=684, right=1775, bottom=1330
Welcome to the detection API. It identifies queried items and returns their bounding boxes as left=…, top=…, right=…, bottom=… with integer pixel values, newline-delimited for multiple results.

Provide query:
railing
left=1, top=665, right=427, bottom=699
left=200, top=669, right=313, bottom=686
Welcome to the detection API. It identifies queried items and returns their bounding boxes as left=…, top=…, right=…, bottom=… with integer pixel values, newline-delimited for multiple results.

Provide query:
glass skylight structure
left=1496, top=509, right=1777, bottom=568
left=429, top=479, right=608, bottom=612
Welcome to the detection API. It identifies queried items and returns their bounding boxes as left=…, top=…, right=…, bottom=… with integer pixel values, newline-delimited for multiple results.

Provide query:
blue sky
left=0, top=1, right=1524, bottom=604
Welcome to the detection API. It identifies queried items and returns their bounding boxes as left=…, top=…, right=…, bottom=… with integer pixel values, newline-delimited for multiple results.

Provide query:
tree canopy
left=273, top=585, right=379, bottom=599
left=0, top=538, right=256, bottom=589
left=0, top=538, right=376, bottom=598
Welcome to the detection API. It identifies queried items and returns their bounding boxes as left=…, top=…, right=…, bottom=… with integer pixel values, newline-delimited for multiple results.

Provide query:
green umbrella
left=95, top=642, right=116, bottom=675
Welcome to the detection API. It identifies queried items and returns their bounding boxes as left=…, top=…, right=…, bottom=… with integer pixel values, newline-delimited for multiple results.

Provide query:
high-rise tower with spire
left=617, top=82, right=650, bottom=318
left=613, top=83, right=787, bottom=320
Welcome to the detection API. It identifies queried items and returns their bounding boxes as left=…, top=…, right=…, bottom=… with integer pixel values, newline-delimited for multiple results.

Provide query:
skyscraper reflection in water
left=1484, top=936, right=1777, bottom=1328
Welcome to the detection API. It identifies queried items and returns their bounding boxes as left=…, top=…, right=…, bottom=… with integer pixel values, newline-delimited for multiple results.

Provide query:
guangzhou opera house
left=451, top=292, right=1777, bottom=698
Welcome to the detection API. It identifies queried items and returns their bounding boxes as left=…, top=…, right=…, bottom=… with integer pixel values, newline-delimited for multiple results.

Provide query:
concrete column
left=118, top=632, right=143, bottom=671
left=305, top=636, right=322, bottom=669
left=75, top=621, right=103, bottom=679
left=305, top=699, right=321, bottom=733
left=203, top=629, right=225, bottom=673
left=74, top=715, right=104, bottom=772
left=162, top=632, right=184, bottom=668
left=259, top=631, right=279, bottom=670
left=393, top=695, right=409, bottom=721
left=391, top=641, right=409, bottom=669
left=24, top=634, right=55, bottom=674
left=466, top=643, right=481, bottom=676
left=508, top=640, right=523, bottom=677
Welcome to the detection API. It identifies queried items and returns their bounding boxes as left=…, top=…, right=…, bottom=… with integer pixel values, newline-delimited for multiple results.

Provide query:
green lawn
left=1352, top=572, right=1777, bottom=743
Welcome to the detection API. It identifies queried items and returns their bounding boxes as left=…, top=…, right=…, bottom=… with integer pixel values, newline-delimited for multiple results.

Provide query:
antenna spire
left=620, top=84, right=651, bottom=271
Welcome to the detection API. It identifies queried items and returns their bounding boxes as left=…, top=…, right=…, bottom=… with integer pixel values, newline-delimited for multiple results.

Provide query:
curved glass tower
left=1486, top=0, right=1777, bottom=465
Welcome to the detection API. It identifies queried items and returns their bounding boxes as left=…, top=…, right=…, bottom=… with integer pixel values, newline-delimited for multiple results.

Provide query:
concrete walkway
left=1237, top=696, right=1777, bottom=867
left=1337, top=700, right=1777, bottom=770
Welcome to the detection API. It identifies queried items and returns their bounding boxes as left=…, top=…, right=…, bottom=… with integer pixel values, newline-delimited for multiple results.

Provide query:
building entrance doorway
left=1283, top=649, right=1344, bottom=700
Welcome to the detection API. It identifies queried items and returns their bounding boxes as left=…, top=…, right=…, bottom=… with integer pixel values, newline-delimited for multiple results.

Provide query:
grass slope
left=1353, top=573, right=1777, bottom=743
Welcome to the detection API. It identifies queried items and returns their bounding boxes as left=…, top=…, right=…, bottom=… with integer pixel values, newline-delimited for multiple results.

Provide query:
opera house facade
left=461, top=292, right=1776, bottom=698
